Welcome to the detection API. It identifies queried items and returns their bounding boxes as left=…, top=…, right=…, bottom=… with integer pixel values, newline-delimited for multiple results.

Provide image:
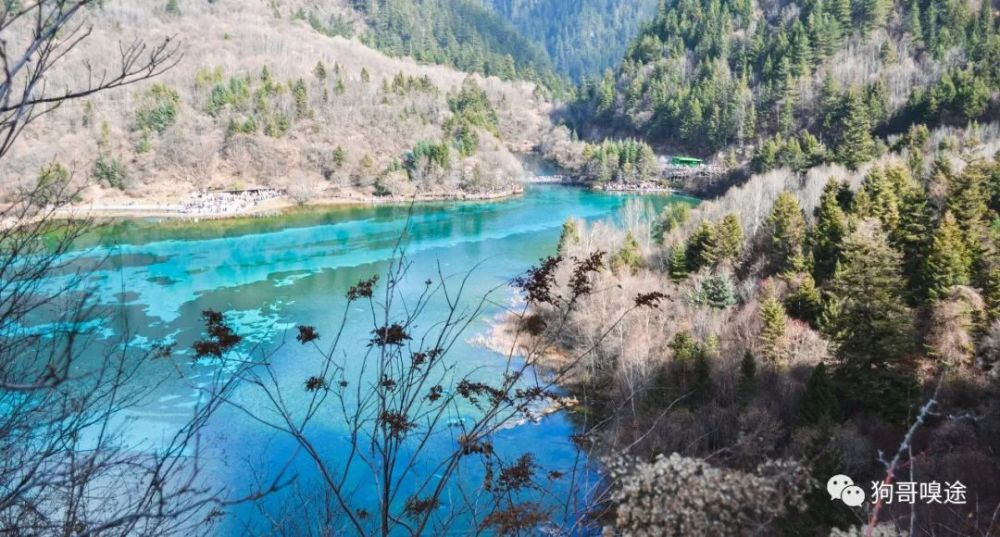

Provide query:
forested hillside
left=574, top=0, right=1000, bottom=162
left=528, top=122, right=1000, bottom=536
left=3, top=0, right=559, bottom=205
left=343, top=0, right=567, bottom=91
left=481, top=0, right=659, bottom=81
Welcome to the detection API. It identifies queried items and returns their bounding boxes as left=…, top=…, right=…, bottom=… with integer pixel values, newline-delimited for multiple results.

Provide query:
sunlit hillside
left=3, top=0, right=559, bottom=205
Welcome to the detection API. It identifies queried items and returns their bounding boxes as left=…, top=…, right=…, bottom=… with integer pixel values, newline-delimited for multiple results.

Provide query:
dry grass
left=1, top=0, right=558, bottom=203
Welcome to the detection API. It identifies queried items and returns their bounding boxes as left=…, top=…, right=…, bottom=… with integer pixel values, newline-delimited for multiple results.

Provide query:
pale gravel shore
left=52, top=185, right=525, bottom=221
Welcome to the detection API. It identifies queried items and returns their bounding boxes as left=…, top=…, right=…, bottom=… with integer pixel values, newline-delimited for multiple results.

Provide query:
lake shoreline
left=53, top=185, right=527, bottom=222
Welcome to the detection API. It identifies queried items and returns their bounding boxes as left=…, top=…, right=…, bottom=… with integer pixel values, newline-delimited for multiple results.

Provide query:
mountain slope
left=355, top=0, right=565, bottom=90
left=483, top=0, right=659, bottom=81
left=3, top=0, right=559, bottom=206
left=575, top=0, right=1000, bottom=162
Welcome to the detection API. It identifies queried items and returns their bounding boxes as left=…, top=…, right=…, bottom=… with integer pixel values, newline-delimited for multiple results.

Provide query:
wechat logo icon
left=828, top=474, right=866, bottom=507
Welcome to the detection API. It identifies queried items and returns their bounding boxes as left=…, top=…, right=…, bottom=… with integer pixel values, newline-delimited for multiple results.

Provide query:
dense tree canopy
left=482, top=0, right=659, bottom=81
left=574, top=0, right=999, bottom=158
left=357, top=0, right=567, bottom=91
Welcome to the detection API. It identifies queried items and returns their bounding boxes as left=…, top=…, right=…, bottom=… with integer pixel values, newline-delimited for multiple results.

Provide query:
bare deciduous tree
left=0, top=3, right=282, bottom=535
left=0, top=0, right=181, bottom=161
left=194, top=229, right=668, bottom=535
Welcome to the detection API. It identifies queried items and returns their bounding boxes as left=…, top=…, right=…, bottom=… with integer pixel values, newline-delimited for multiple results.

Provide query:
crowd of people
left=179, top=189, right=283, bottom=215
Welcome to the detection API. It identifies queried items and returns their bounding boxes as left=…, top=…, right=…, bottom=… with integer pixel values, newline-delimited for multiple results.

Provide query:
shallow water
left=49, top=185, right=695, bottom=533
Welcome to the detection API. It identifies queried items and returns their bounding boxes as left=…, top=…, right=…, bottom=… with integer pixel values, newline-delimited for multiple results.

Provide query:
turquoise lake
left=53, top=184, right=692, bottom=534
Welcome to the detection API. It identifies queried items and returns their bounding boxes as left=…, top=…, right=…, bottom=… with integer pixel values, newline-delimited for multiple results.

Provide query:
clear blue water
left=49, top=185, right=694, bottom=534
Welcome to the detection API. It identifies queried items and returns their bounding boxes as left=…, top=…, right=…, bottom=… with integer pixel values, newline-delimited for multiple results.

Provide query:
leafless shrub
left=603, top=453, right=812, bottom=536
left=927, top=286, right=985, bottom=369
left=185, top=222, right=659, bottom=535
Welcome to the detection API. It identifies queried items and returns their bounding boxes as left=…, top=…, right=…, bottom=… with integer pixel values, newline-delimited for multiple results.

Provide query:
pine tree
left=822, top=225, right=914, bottom=388
left=946, top=164, right=990, bottom=259
left=332, top=146, right=347, bottom=168
left=759, top=288, right=788, bottom=363
left=862, top=0, right=889, bottom=34
left=811, top=179, right=848, bottom=283
left=669, top=331, right=699, bottom=362
left=779, top=96, right=796, bottom=138
left=737, top=350, right=757, bottom=402
left=556, top=218, right=581, bottom=256
left=612, top=232, right=644, bottom=273
left=669, top=245, right=689, bottom=280
left=819, top=75, right=842, bottom=132
left=653, top=203, right=690, bottom=243
left=832, top=0, right=853, bottom=29
left=597, top=69, right=616, bottom=115
left=686, top=221, right=718, bottom=271
left=799, top=362, right=838, bottom=424
left=887, top=171, right=934, bottom=302
left=766, top=192, right=807, bottom=273
left=694, top=273, right=738, bottom=309
left=821, top=222, right=919, bottom=424
left=983, top=261, right=1000, bottom=322
left=905, top=0, right=924, bottom=47
left=784, top=272, right=824, bottom=327
left=292, top=79, right=310, bottom=119
left=834, top=88, right=877, bottom=169
left=856, top=166, right=901, bottom=234
left=314, top=61, right=328, bottom=80
left=790, top=21, right=814, bottom=75
left=716, top=214, right=744, bottom=262
left=925, top=211, right=972, bottom=300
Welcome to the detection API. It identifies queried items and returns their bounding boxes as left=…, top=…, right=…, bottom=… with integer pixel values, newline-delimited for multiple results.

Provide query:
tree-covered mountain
left=481, top=0, right=659, bottom=81
left=345, top=0, right=567, bottom=91
left=575, top=0, right=999, bottom=161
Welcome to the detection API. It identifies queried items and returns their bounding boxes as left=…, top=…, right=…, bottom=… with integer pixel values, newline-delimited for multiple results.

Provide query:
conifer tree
left=759, top=287, right=788, bottom=363
left=891, top=176, right=934, bottom=300
left=905, top=0, right=924, bottom=47
left=692, top=345, right=713, bottom=403
left=669, top=331, right=699, bottom=362
left=613, top=232, right=644, bottom=273
left=790, top=21, right=814, bottom=75
left=811, top=179, right=848, bottom=283
left=824, top=226, right=916, bottom=419
left=946, top=163, right=990, bottom=259
left=292, top=79, right=310, bottom=119
left=925, top=211, right=972, bottom=300
left=784, top=273, right=824, bottom=327
left=669, top=245, right=689, bottom=281
left=856, top=166, right=901, bottom=233
left=819, top=75, right=842, bottom=132
left=862, top=0, right=889, bottom=34
left=737, top=350, right=757, bottom=402
left=824, top=225, right=913, bottom=364
left=716, top=214, right=744, bottom=262
left=833, top=88, right=876, bottom=169
left=766, top=192, right=807, bottom=273
left=799, top=362, right=838, bottom=424
left=983, top=261, right=1000, bottom=321
left=314, top=61, right=328, bottom=80
left=686, top=221, right=718, bottom=271
left=556, top=218, right=581, bottom=256
left=832, top=0, right=852, bottom=28
left=694, top=274, right=738, bottom=309
left=653, top=203, right=690, bottom=243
